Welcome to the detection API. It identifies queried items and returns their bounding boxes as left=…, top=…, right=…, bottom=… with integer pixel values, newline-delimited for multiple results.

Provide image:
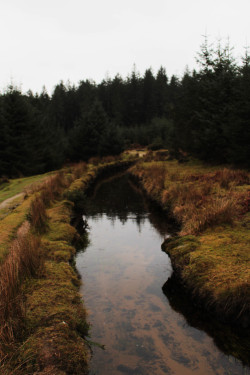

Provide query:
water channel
left=75, top=173, right=249, bottom=375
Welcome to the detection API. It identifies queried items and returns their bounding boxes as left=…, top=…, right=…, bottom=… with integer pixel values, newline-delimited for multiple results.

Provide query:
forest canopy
left=0, top=38, right=249, bottom=177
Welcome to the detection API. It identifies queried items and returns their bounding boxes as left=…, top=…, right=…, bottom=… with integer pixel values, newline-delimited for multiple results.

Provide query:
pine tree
left=191, top=38, right=238, bottom=162
left=0, top=96, right=9, bottom=176
left=142, top=68, right=156, bottom=123
left=155, top=66, right=169, bottom=118
left=70, top=100, right=109, bottom=161
left=227, top=48, right=250, bottom=165
left=124, top=66, right=142, bottom=126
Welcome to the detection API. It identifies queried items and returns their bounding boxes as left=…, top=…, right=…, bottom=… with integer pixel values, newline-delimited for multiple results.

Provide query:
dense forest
left=0, top=38, right=249, bottom=177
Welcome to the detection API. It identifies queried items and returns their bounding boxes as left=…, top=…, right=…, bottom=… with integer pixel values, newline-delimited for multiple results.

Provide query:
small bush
left=72, top=162, right=87, bottom=179
left=39, top=173, right=69, bottom=207
left=28, top=197, right=49, bottom=234
left=180, top=197, right=238, bottom=235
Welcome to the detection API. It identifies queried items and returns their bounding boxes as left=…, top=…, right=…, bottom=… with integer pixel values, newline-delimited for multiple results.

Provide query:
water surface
left=76, top=174, right=249, bottom=375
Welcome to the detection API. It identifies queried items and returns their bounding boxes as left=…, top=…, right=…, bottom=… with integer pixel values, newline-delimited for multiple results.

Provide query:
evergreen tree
left=142, top=68, right=157, bottom=123
left=70, top=100, right=109, bottom=161
left=155, top=66, right=169, bottom=118
left=0, top=96, right=9, bottom=176
left=173, top=69, right=199, bottom=153
left=191, top=38, right=238, bottom=162
left=124, top=66, right=142, bottom=126
left=227, top=48, right=250, bottom=165
left=2, top=88, right=44, bottom=176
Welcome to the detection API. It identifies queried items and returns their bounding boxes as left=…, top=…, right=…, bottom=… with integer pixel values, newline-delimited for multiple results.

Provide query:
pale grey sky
left=0, top=0, right=249, bottom=94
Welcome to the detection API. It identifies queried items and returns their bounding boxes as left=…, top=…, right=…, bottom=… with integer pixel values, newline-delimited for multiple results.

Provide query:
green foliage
left=69, top=100, right=124, bottom=161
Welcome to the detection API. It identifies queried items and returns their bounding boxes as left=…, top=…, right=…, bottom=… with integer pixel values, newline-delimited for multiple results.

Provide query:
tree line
left=0, top=38, right=249, bottom=177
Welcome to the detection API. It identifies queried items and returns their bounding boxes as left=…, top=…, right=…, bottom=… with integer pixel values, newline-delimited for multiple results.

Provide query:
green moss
left=162, top=218, right=250, bottom=319
left=45, top=222, right=76, bottom=242
left=25, top=277, right=83, bottom=331
left=44, top=201, right=77, bottom=243
left=41, top=240, right=76, bottom=261
left=162, top=236, right=200, bottom=260
left=19, top=324, right=88, bottom=375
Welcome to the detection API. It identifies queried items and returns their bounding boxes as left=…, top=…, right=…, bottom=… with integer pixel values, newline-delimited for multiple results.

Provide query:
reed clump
left=131, top=161, right=249, bottom=235
left=71, top=162, right=87, bottom=179
left=0, top=230, right=41, bottom=359
left=29, top=196, right=49, bottom=234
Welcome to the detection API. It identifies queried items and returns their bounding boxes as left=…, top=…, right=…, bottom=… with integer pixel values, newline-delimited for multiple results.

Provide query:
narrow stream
left=75, top=174, right=249, bottom=375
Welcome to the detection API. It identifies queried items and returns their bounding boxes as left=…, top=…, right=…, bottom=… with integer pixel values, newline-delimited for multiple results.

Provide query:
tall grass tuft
left=215, top=168, right=249, bottom=189
left=29, top=196, right=48, bottom=234
left=177, top=197, right=238, bottom=235
left=0, top=230, right=41, bottom=358
left=131, top=163, right=248, bottom=235
left=72, top=162, right=87, bottom=179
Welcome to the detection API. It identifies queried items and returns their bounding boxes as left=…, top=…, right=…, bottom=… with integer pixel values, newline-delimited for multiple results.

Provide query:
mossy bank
left=129, top=156, right=250, bottom=331
left=0, top=158, right=134, bottom=374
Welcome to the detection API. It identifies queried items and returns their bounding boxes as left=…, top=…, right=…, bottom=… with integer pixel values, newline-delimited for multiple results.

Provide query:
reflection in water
left=162, top=276, right=250, bottom=367
left=76, top=174, right=249, bottom=375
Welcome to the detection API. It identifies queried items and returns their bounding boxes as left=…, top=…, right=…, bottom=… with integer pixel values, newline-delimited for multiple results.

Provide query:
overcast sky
left=0, top=0, right=249, bottom=94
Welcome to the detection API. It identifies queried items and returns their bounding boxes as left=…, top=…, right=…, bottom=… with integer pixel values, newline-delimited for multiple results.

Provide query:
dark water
left=75, top=174, right=249, bottom=375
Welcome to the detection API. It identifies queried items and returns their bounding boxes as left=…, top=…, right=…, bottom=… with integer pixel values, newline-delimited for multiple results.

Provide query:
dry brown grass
left=134, top=163, right=166, bottom=196
left=29, top=197, right=49, bottom=234
left=40, top=173, right=67, bottom=205
left=0, top=227, right=41, bottom=359
left=71, top=162, right=87, bottom=179
left=131, top=161, right=249, bottom=235
left=175, top=196, right=238, bottom=234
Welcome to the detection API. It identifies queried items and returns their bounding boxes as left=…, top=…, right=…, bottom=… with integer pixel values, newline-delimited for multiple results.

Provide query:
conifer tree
left=70, top=100, right=109, bottom=161
left=142, top=68, right=157, bottom=123
left=155, top=66, right=169, bottom=118
left=227, top=48, right=250, bottom=165
left=0, top=96, right=9, bottom=176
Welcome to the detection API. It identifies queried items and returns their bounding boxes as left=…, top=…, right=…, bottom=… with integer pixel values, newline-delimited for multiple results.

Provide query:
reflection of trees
left=81, top=173, right=179, bottom=237
left=162, top=275, right=250, bottom=367
left=128, top=178, right=179, bottom=237
left=84, top=174, right=147, bottom=225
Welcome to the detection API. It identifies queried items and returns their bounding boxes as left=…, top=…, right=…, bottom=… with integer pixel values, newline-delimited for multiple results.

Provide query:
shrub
left=28, top=197, right=49, bottom=234
left=72, top=162, right=87, bottom=179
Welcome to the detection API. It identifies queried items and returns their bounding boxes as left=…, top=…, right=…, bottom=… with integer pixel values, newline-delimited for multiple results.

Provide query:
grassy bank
left=129, top=157, right=250, bottom=328
left=0, top=173, right=53, bottom=204
left=0, top=157, right=134, bottom=374
left=0, top=173, right=55, bottom=263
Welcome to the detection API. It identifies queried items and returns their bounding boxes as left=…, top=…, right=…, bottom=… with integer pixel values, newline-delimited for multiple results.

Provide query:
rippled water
left=75, top=174, right=249, bottom=375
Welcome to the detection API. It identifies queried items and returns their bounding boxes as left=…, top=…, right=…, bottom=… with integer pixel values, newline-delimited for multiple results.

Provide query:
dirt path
left=0, top=192, right=24, bottom=210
